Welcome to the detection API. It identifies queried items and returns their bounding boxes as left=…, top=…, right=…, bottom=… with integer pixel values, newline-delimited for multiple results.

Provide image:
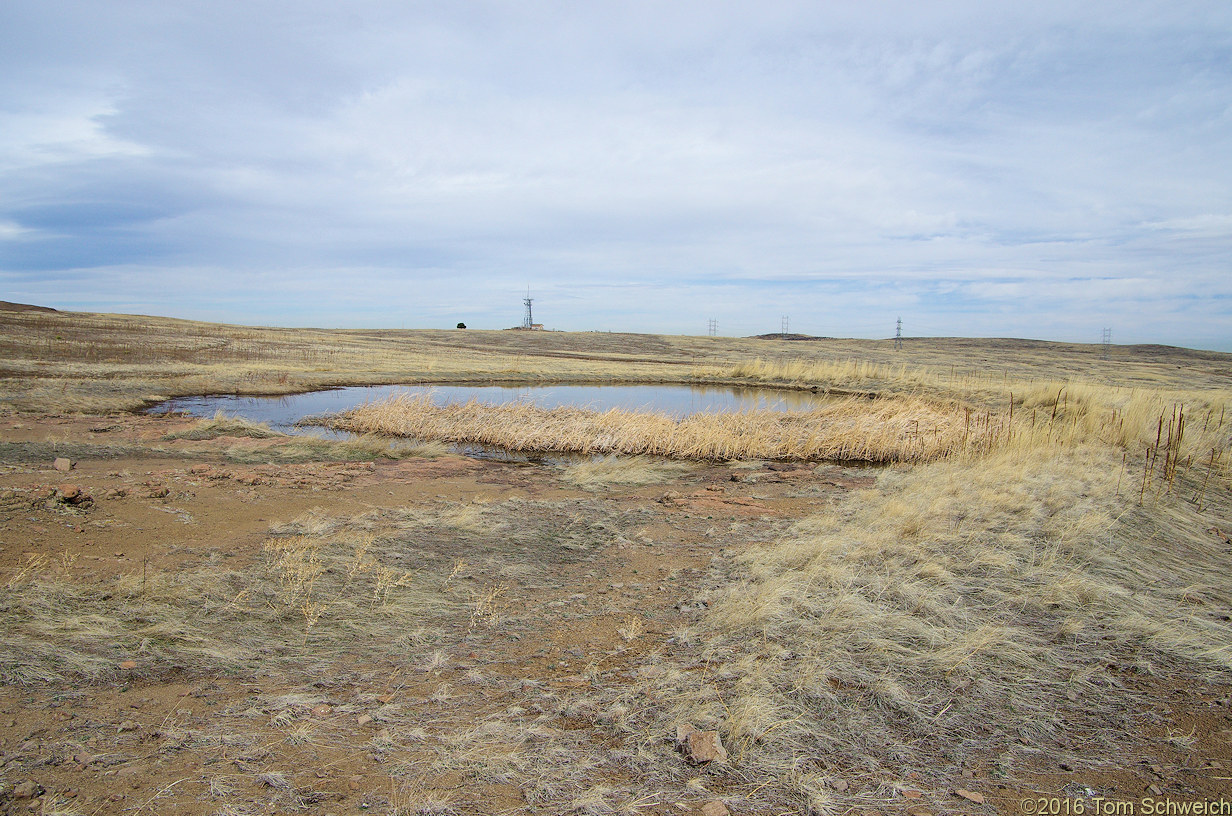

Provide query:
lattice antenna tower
left=1101, top=327, right=1111, bottom=360
left=522, top=288, right=534, bottom=329
left=708, top=318, right=717, bottom=337
left=781, top=315, right=789, bottom=339
left=894, top=317, right=903, bottom=351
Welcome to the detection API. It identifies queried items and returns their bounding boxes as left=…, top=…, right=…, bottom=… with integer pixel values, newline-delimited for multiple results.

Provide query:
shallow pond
left=148, top=382, right=828, bottom=439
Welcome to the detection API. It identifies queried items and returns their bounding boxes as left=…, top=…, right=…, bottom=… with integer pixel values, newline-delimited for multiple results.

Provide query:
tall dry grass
left=331, top=393, right=986, bottom=463
left=625, top=436, right=1232, bottom=811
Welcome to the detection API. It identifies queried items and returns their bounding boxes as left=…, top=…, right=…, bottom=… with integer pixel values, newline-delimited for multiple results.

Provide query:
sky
left=1, top=1, right=1230, bottom=349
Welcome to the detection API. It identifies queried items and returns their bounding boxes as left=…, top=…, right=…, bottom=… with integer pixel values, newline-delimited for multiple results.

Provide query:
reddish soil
left=0, top=413, right=1228, bottom=815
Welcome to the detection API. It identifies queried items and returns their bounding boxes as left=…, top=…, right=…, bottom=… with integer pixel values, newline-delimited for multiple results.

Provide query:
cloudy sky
left=2, top=2, right=1230, bottom=349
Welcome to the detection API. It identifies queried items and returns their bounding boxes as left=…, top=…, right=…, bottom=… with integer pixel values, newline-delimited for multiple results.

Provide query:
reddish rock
left=701, top=802, right=730, bottom=816
left=12, top=780, right=41, bottom=799
left=676, top=724, right=727, bottom=763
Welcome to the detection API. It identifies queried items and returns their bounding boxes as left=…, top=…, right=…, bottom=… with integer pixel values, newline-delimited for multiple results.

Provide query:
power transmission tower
left=894, top=317, right=903, bottom=351
left=707, top=319, right=717, bottom=337
left=1101, top=327, right=1111, bottom=360
left=781, top=315, right=789, bottom=339
left=522, top=288, right=534, bottom=329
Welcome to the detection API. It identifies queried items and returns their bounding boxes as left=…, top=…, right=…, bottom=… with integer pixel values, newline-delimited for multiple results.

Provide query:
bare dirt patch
left=1, top=413, right=1229, bottom=815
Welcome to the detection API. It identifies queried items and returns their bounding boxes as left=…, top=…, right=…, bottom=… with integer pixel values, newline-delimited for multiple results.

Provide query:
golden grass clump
left=559, top=455, right=693, bottom=490
left=164, top=410, right=285, bottom=440
left=638, top=439, right=1232, bottom=808
left=330, top=393, right=985, bottom=463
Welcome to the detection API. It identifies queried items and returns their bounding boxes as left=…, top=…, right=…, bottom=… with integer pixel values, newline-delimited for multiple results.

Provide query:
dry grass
left=613, top=421, right=1232, bottom=809
left=4, top=307, right=1232, bottom=811
left=3, top=307, right=1229, bottom=414
left=163, top=411, right=285, bottom=440
left=330, top=393, right=985, bottom=463
left=559, top=455, right=694, bottom=490
left=0, top=513, right=462, bottom=684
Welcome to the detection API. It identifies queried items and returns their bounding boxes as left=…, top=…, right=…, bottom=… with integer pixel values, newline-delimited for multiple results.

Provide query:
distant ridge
left=0, top=301, right=57, bottom=313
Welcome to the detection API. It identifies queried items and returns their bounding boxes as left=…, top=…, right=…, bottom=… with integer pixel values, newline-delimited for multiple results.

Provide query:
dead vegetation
left=1, top=309, right=1231, bottom=814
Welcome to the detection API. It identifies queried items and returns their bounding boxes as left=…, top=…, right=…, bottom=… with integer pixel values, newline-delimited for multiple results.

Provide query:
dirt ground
left=1, top=413, right=1229, bottom=815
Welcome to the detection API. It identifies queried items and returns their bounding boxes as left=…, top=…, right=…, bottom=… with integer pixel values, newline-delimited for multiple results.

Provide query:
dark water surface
left=147, top=383, right=828, bottom=438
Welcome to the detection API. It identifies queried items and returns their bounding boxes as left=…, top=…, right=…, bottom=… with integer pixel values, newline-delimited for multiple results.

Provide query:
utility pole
left=707, top=319, right=717, bottom=337
left=894, top=317, right=903, bottom=351
left=522, top=288, right=534, bottom=329
left=781, top=315, right=789, bottom=339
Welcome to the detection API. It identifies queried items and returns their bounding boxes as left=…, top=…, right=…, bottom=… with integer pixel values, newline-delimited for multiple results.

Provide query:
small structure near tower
left=511, top=288, right=544, bottom=330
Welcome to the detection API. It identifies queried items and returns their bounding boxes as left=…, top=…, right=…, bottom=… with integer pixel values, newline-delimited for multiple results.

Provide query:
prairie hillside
left=0, top=307, right=1230, bottom=815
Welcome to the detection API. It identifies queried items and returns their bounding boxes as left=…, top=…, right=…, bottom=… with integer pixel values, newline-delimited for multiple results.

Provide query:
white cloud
left=1, top=0, right=1230, bottom=349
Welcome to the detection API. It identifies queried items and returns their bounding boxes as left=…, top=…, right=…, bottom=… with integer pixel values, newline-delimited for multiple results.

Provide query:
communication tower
left=781, top=315, right=789, bottom=339
left=894, top=317, right=903, bottom=350
left=522, top=289, right=534, bottom=330
left=1101, top=327, right=1111, bottom=360
left=708, top=318, right=717, bottom=337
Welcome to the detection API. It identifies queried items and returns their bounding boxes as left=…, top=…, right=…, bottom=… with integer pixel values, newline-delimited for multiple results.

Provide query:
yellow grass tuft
left=330, top=393, right=987, bottom=463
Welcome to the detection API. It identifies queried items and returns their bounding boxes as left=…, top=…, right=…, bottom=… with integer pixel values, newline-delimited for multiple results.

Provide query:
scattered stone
left=119, top=660, right=138, bottom=670
left=1147, top=784, right=1163, bottom=796
left=56, top=484, right=92, bottom=505
left=961, top=769, right=975, bottom=779
left=53, top=458, right=74, bottom=472
left=830, top=778, right=849, bottom=792
left=357, top=714, right=374, bottom=726
left=955, top=789, right=984, bottom=804
left=147, top=486, right=170, bottom=499
left=73, top=751, right=94, bottom=765
left=117, top=720, right=139, bottom=733
left=311, top=704, right=331, bottom=717
left=701, top=802, right=730, bottom=816
left=676, top=724, right=727, bottom=764
left=902, top=789, right=923, bottom=799
left=13, top=780, right=41, bottom=799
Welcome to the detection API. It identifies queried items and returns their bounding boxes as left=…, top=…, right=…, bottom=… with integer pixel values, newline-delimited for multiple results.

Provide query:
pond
left=147, top=382, right=829, bottom=439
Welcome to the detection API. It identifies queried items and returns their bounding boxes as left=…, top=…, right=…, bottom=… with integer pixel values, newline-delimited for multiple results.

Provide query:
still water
left=147, top=383, right=826, bottom=437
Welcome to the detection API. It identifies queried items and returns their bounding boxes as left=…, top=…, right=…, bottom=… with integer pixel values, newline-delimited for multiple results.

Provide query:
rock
left=117, top=720, right=139, bottom=733
left=676, top=724, right=727, bottom=764
left=701, top=802, right=730, bottom=816
left=311, top=704, right=331, bottom=717
left=13, top=780, right=41, bottom=799
left=53, top=458, right=74, bottom=472
left=955, top=789, right=984, bottom=804
left=147, top=486, right=170, bottom=499
left=831, top=778, right=849, bottom=792
left=56, top=484, right=91, bottom=505
left=357, top=714, right=373, bottom=726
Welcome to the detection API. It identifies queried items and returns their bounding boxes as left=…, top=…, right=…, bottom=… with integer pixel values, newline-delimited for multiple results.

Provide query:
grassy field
left=1, top=305, right=1231, bottom=814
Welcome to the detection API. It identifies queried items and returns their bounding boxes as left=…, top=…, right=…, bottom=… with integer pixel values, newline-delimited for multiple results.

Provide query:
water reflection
left=147, top=382, right=828, bottom=438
